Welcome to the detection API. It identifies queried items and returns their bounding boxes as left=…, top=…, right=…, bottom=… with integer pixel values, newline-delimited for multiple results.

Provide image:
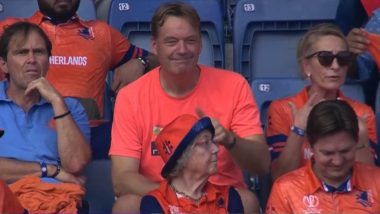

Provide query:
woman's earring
left=306, top=73, right=311, bottom=79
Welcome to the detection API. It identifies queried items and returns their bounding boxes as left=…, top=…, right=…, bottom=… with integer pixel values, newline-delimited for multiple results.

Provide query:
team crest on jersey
left=302, top=195, right=321, bottom=214
left=356, top=191, right=374, bottom=207
left=216, top=195, right=225, bottom=208
left=78, top=27, right=95, bottom=40
left=151, top=126, right=163, bottom=156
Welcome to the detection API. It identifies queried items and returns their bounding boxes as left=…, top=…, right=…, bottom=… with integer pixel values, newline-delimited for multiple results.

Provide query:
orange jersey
left=266, top=161, right=380, bottom=213
left=266, top=87, right=377, bottom=165
left=367, top=32, right=380, bottom=71
left=110, top=65, right=263, bottom=188
left=361, top=0, right=380, bottom=16
left=141, top=181, right=242, bottom=214
left=0, top=12, right=145, bottom=116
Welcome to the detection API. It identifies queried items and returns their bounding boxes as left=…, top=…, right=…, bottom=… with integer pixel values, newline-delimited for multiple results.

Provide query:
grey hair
left=166, top=142, right=196, bottom=179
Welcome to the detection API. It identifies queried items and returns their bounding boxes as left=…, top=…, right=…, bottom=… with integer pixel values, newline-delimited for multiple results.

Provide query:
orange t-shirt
left=266, top=161, right=380, bottom=213
left=0, top=11, right=144, bottom=116
left=266, top=87, right=377, bottom=164
left=110, top=65, right=263, bottom=188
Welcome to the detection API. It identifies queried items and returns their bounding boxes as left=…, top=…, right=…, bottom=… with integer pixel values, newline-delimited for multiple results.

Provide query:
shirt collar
left=295, top=86, right=347, bottom=107
left=305, top=160, right=364, bottom=194
left=29, top=11, right=90, bottom=28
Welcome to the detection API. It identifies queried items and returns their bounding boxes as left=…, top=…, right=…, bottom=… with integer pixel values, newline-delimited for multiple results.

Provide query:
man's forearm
left=113, top=172, right=159, bottom=197
left=0, top=158, right=41, bottom=183
left=228, top=134, right=270, bottom=176
left=52, top=99, right=91, bottom=173
left=271, top=133, right=303, bottom=180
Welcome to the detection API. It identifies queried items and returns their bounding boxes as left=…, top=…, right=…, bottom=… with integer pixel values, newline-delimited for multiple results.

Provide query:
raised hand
left=195, top=107, right=234, bottom=146
left=289, top=93, right=324, bottom=129
left=347, top=28, right=370, bottom=54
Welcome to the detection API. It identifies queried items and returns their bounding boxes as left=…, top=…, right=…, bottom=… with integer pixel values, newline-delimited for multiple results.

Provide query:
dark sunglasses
left=305, top=51, right=354, bottom=67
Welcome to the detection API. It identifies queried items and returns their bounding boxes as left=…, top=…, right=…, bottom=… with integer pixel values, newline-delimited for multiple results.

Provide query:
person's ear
left=151, top=38, right=158, bottom=55
left=0, top=57, right=8, bottom=75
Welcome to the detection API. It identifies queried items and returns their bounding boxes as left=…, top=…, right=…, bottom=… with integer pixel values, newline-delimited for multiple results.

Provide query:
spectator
left=266, top=23, right=377, bottom=180
left=110, top=2, right=270, bottom=213
left=0, top=0, right=158, bottom=121
left=0, top=21, right=91, bottom=212
left=266, top=100, right=380, bottom=213
left=140, top=114, right=244, bottom=213
left=346, top=5, right=380, bottom=107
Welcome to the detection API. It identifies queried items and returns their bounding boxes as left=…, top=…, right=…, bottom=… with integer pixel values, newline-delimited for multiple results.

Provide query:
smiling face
left=185, top=130, right=219, bottom=176
left=38, top=0, right=80, bottom=20
left=1, top=30, right=49, bottom=91
left=302, top=35, right=349, bottom=91
left=312, top=131, right=356, bottom=187
left=151, top=16, right=202, bottom=76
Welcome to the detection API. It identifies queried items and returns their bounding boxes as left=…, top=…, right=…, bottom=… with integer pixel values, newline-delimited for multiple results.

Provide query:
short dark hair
left=306, top=100, right=359, bottom=147
left=151, top=2, right=201, bottom=39
left=0, top=22, right=52, bottom=60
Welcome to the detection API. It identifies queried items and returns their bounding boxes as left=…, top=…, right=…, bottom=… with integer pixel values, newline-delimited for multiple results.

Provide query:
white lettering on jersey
left=49, top=56, right=88, bottom=66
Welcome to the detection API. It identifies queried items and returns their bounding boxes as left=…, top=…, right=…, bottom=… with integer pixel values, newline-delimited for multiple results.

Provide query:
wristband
left=137, top=57, right=150, bottom=74
left=225, top=136, right=237, bottom=150
left=137, top=57, right=148, bottom=68
left=290, top=125, right=305, bottom=137
left=40, top=161, right=48, bottom=177
left=54, top=111, right=71, bottom=120
left=50, top=164, right=61, bottom=178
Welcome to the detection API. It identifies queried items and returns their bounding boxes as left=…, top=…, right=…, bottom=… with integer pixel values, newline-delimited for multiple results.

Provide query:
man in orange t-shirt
left=109, top=2, right=270, bottom=213
left=267, top=100, right=380, bottom=213
left=0, top=0, right=156, bottom=120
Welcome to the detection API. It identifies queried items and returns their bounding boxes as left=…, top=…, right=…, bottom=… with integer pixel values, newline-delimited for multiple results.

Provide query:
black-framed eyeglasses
left=305, top=51, right=354, bottom=67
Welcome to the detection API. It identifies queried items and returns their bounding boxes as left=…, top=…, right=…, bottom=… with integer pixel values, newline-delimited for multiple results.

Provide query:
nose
left=177, top=40, right=188, bottom=54
left=331, top=153, right=344, bottom=166
left=330, top=57, right=340, bottom=69
left=211, top=141, right=219, bottom=154
left=27, top=52, right=37, bottom=63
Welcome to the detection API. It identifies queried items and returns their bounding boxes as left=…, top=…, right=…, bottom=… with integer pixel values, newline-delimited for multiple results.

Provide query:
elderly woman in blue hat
left=140, top=114, right=244, bottom=213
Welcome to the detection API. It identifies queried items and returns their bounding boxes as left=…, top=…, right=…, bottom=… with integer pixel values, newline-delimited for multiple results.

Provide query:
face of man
left=151, top=16, right=202, bottom=76
left=38, top=0, right=80, bottom=21
left=311, top=131, right=356, bottom=187
left=0, top=30, right=50, bottom=91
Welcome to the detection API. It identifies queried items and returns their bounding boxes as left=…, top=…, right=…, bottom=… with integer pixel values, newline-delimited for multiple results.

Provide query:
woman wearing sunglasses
left=266, top=23, right=377, bottom=180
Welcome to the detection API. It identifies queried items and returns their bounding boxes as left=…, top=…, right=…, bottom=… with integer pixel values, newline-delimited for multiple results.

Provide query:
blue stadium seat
left=108, top=0, right=225, bottom=68
left=83, top=159, right=114, bottom=213
left=0, top=0, right=96, bottom=20
left=233, top=0, right=339, bottom=81
left=252, top=78, right=308, bottom=127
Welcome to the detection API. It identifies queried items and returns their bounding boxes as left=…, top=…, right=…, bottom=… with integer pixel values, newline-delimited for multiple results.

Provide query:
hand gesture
left=25, top=77, right=63, bottom=105
left=195, top=107, right=234, bottom=146
left=289, top=93, right=324, bottom=129
left=347, top=28, right=369, bottom=54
